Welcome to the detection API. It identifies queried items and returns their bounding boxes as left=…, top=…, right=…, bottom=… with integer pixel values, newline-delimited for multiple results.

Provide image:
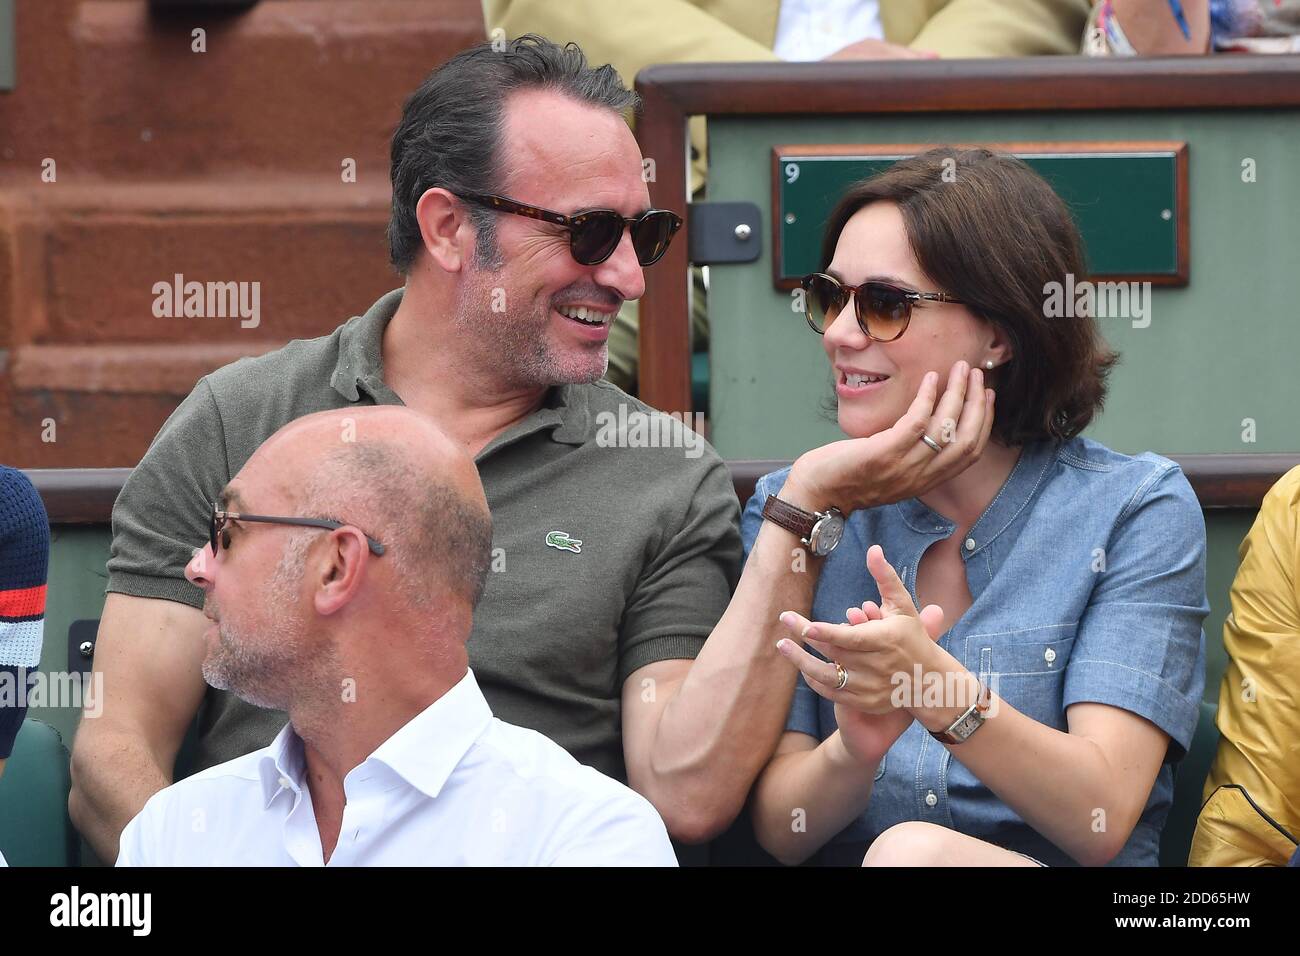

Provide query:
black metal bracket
left=67, top=619, right=98, bottom=679
left=687, top=201, right=762, bottom=265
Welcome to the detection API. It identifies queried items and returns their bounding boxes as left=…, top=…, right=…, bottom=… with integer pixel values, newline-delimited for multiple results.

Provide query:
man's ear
left=313, top=529, right=370, bottom=617
left=415, top=187, right=469, bottom=274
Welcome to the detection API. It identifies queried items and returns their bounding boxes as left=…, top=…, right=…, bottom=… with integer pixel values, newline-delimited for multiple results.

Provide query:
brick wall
left=0, top=0, right=484, bottom=465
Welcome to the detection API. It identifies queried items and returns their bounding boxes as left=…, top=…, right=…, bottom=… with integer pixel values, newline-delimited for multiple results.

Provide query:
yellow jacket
left=483, top=0, right=1090, bottom=190
left=1190, top=466, right=1300, bottom=866
left=484, top=0, right=1092, bottom=67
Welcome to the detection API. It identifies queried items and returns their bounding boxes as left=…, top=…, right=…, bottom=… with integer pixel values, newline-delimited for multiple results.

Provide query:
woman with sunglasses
left=744, top=147, right=1208, bottom=867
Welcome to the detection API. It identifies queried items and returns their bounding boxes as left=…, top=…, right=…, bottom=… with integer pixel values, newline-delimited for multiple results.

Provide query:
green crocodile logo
left=545, top=531, right=583, bottom=553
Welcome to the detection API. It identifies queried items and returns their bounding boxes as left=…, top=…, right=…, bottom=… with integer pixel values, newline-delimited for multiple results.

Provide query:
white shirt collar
left=255, top=668, right=493, bottom=808
left=121, top=667, right=676, bottom=866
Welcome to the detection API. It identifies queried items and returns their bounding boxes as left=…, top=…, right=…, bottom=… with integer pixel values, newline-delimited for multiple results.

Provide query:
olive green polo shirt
left=107, top=289, right=742, bottom=782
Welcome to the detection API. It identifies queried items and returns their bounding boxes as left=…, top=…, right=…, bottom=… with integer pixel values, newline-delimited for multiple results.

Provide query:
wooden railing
left=25, top=454, right=1300, bottom=525
left=28, top=469, right=131, bottom=525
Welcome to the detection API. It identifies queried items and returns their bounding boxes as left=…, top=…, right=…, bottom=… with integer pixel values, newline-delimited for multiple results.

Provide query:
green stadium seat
left=691, top=351, right=709, bottom=418
left=0, top=718, right=78, bottom=866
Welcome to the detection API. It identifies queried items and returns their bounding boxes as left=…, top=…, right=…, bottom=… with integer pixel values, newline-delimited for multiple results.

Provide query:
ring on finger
left=834, top=662, right=849, bottom=690
left=920, top=434, right=943, bottom=454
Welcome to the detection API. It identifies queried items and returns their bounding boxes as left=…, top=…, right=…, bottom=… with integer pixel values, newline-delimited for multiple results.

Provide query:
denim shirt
left=740, top=437, right=1209, bottom=867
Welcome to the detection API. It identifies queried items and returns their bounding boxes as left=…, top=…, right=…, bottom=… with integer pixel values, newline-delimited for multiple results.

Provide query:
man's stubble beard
left=454, top=264, right=608, bottom=389
left=202, top=534, right=336, bottom=713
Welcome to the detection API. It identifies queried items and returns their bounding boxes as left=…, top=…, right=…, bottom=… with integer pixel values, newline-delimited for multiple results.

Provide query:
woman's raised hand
left=832, top=600, right=916, bottom=767
left=776, top=546, right=947, bottom=765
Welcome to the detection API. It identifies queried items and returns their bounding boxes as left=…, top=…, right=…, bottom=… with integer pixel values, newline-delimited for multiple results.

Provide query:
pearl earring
left=984, top=360, right=995, bottom=371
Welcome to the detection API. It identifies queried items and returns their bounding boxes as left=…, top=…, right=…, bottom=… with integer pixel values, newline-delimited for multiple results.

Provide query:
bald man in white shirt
left=116, top=406, right=674, bottom=866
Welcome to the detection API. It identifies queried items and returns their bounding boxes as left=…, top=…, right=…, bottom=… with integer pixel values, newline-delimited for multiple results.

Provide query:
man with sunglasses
left=71, top=35, right=743, bottom=863
left=117, top=406, right=676, bottom=866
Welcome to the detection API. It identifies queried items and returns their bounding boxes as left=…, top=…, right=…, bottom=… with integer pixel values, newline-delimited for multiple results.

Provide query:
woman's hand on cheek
left=786, top=361, right=994, bottom=513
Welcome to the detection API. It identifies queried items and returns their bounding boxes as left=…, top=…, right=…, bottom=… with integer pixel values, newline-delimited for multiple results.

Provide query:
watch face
left=952, top=714, right=978, bottom=741
left=808, top=511, right=845, bottom=556
left=952, top=710, right=986, bottom=742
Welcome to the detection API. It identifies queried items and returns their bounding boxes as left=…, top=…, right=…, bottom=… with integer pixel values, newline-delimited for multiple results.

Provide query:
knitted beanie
left=1, top=466, right=49, bottom=759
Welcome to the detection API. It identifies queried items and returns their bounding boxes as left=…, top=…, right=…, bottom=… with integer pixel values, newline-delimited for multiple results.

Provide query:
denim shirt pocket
left=974, top=623, right=1078, bottom=730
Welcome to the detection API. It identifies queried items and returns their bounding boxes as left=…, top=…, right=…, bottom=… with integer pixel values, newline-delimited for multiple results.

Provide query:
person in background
left=484, top=0, right=1093, bottom=393
left=1084, top=0, right=1211, bottom=53
left=117, top=406, right=676, bottom=866
left=743, top=148, right=1208, bottom=867
left=1210, top=1, right=1300, bottom=52
left=1084, top=1, right=1300, bottom=55
left=0, top=465, right=50, bottom=867
left=1190, top=465, right=1300, bottom=867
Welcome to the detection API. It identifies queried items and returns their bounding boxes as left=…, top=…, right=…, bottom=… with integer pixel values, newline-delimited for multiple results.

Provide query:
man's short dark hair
left=387, top=34, right=639, bottom=273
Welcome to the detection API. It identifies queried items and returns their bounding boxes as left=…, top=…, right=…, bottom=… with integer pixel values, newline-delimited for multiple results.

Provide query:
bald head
left=237, top=406, right=493, bottom=611
left=249, top=406, right=483, bottom=505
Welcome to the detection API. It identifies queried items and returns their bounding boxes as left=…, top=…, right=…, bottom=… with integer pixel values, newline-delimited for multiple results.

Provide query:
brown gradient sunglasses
left=210, top=501, right=385, bottom=557
left=459, top=192, right=683, bottom=266
left=800, top=272, right=964, bottom=342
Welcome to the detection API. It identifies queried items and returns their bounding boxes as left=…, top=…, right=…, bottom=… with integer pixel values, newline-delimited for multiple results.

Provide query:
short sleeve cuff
left=785, top=680, right=820, bottom=738
left=0, top=667, right=33, bottom=758
left=106, top=571, right=204, bottom=610
left=740, top=468, right=792, bottom=560
left=1063, top=659, right=1200, bottom=759
left=618, top=634, right=706, bottom=686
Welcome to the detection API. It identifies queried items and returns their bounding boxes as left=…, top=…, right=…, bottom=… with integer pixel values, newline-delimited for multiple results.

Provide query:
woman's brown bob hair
left=820, top=147, right=1118, bottom=445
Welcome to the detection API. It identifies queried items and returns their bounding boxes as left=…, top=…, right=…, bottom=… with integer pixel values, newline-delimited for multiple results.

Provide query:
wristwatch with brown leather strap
left=760, top=495, right=846, bottom=557
left=929, top=680, right=993, bottom=745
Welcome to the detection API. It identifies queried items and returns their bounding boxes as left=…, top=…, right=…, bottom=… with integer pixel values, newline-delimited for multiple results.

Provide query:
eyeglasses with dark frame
left=799, top=272, right=965, bottom=342
left=458, top=192, right=683, bottom=267
left=209, top=501, right=386, bottom=558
